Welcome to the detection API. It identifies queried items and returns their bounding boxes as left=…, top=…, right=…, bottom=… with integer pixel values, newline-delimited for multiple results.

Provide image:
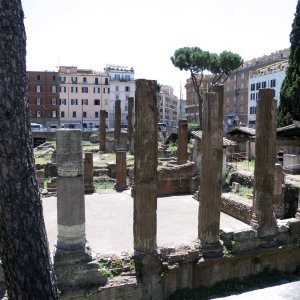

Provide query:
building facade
left=104, top=65, right=135, bottom=129
left=158, top=85, right=178, bottom=127
left=58, top=66, right=110, bottom=129
left=223, top=49, right=289, bottom=132
left=28, top=71, right=60, bottom=128
left=248, top=60, right=288, bottom=127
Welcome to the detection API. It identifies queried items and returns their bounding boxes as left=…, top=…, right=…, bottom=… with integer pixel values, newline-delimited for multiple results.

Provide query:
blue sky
left=22, top=0, right=298, bottom=98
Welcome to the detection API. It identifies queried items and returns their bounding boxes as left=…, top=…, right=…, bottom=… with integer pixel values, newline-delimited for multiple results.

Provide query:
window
left=95, top=111, right=99, bottom=118
left=94, top=99, right=100, bottom=105
left=125, top=86, right=130, bottom=92
left=52, top=75, right=56, bottom=81
left=115, top=74, right=120, bottom=80
left=60, top=99, right=66, bottom=105
left=37, top=75, right=41, bottom=80
left=250, top=84, right=255, bottom=91
left=95, top=78, right=99, bottom=84
left=103, top=87, right=110, bottom=94
left=262, top=81, right=267, bottom=88
left=52, top=98, right=57, bottom=105
left=60, top=86, right=66, bottom=93
left=125, top=105, right=128, bottom=111
left=60, top=76, right=66, bottom=83
left=36, top=85, right=41, bottom=93
left=51, top=85, right=57, bottom=93
left=256, top=82, right=261, bottom=90
left=36, top=111, right=42, bottom=117
left=71, top=99, right=78, bottom=105
left=250, top=106, right=256, bottom=115
left=81, top=99, right=88, bottom=105
left=126, top=95, right=129, bottom=101
left=66, top=68, right=71, bottom=74
left=116, top=86, right=119, bottom=92
left=125, top=74, right=130, bottom=81
left=82, top=87, right=88, bottom=93
left=256, top=93, right=259, bottom=100
left=72, top=111, right=76, bottom=118
left=71, top=76, right=77, bottom=83
left=36, top=98, right=41, bottom=105
left=115, top=95, right=119, bottom=100
left=61, top=111, right=65, bottom=118
left=83, top=111, right=87, bottom=118
left=94, top=87, right=100, bottom=93
left=83, top=77, right=87, bottom=83
left=71, top=86, right=78, bottom=93
left=52, top=111, right=57, bottom=118
left=105, top=78, right=109, bottom=85
left=270, top=79, right=276, bottom=87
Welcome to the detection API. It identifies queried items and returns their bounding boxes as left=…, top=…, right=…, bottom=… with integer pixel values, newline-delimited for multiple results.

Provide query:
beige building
left=158, top=85, right=178, bottom=127
left=59, top=66, right=110, bottom=129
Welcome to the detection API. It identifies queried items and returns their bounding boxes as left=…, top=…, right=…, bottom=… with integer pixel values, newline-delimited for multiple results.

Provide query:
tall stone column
left=134, top=79, right=158, bottom=254
left=127, top=97, right=134, bottom=153
left=99, top=110, right=106, bottom=152
left=84, top=152, right=95, bottom=194
left=296, top=189, right=300, bottom=220
left=54, top=129, right=100, bottom=287
left=115, top=148, right=128, bottom=191
left=198, top=85, right=224, bottom=257
left=177, top=119, right=188, bottom=165
left=114, top=100, right=121, bottom=149
left=273, top=163, right=285, bottom=219
left=250, top=89, right=277, bottom=243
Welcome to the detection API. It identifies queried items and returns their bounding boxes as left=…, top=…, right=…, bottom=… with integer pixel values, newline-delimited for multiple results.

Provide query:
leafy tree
left=278, top=0, right=300, bottom=127
left=0, top=0, right=59, bottom=298
left=171, top=47, right=242, bottom=128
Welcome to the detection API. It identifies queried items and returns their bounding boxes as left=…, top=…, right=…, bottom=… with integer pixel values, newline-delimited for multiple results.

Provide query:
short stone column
left=198, top=85, right=224, bottom=257
left=114, top=100, right=121, bottom=149
left=273, top=163, right=285, bottom=219
left=127, top=97, right=134, bottom=153
left=53, top=129, right=101, bottom=287
left=84, top=152, right=95, bottom=194
left=177, top=119, right=188, bottom=165
left=134, top=79, right=158, bottom=254
left=115, top=148, right=128, bottom=191
left=99, top=110, right=107, bottom=152
left=250, top=89, right=277, bottom=243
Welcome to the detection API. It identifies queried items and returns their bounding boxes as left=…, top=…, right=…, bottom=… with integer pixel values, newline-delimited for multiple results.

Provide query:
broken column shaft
left=115, top=148, right=128, bottom=191
left=114, top=100, right=121, bottom=148
left=127, top=97, right=134, bottom=153
left=250, top=88, right=277, bottom=241
left=198, top=85, right=224, bottom=257
left=99, top=110, right=106, bottom=152
left=134, top=79, right=158, bottom=254
left=177, top=119, right=188, bottom=165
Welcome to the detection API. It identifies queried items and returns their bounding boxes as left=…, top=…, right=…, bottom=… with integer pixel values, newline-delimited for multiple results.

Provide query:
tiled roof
left=191, top=130, right=236, bottom=146
left=226, top=126, right=256, bottom=136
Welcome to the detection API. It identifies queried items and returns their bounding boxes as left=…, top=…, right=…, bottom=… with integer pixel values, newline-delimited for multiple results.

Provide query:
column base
left=200, top=240, right=223, bottom=258
left=114, top=183, right=128, bottom=192
left=54, top=241, right=103, bottom=288
left=84, top=183, right=95, bottom=194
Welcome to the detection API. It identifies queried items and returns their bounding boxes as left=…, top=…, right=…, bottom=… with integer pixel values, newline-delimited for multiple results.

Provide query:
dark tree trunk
left=0, top=1, right=59, bottom=298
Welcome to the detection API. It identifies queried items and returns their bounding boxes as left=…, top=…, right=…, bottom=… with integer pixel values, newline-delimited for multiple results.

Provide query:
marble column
left=250, top=89, right=277, bottom=243
left=198, top=85, right=224, bottom=257
left=115, top=148, right=128, bottom=191
left=54, top=129, right=100, bottom=287
left=99, top=110, right=106, bottom=152
left=177, top=119, right=188, bottom=165
left=127, top=97, right=134, bottom=153
left=114, top=100, right=121, bottom=149
left=134, top=79, right=158, bottom=254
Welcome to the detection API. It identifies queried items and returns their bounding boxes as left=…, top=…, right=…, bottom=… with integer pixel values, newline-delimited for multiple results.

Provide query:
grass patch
left=95, top=182, right=115, bottom=190
left=235, top=186, right=253, bottom=198
left=234, top=159, right=255, bottom=172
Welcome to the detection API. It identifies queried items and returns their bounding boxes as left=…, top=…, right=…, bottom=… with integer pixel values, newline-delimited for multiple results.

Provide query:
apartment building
left=104, top=65, right=135, bottom=129
left=27, top=71, right=60, bottom=128
left=185, top=75, right=210, bottom=123
left=58, top=66, right=110, bottom=129
left=158, top=85, right=178, bottom=127
left=223, top=49, right=289, bottom=131
left=248, top=60, right=288, bottom=127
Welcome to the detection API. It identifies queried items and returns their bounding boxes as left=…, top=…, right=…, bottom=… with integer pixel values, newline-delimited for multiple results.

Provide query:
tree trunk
left=0, top=1, right=59, bottom=298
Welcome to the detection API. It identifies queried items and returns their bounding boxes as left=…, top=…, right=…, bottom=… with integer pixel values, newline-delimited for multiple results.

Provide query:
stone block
left=233, top=228, right=257, bottom=242
left=232, top=182, right=240, bottom=193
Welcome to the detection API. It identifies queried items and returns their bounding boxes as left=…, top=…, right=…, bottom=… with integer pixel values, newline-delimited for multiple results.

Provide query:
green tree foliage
left=278, top=0, right=300, bottom=127
left=171, top=47, right=242, bottom=128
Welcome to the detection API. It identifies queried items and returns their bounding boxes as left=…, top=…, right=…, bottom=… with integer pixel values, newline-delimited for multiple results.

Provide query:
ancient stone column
left=54, top=129, right=100, bottom=287
left=114, top=100, right=121, bottom=148
left=250, top=89, right=277, bottom=242
left=99, top=110, right=106, bottom=152
left=296, top=189, right=300, bottom=220
left=177, top=119, right=188, bottom=165
left=198, top=85, right=224, bottom=257
left=115, top=148, right=128, bottom=191
left=273, top=163, right=285, bottom=219
left=127, top=97, right=134, bottom=153
left=84, top=152, right=95, bottom=194
left=134, top=79, right=158, bottom=254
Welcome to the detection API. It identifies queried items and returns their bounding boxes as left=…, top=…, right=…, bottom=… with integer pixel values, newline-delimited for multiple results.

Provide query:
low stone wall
left=229, top=170, right=254, bottom=188
left=157, top=162, right=195, bottom=196
left=221, top=193, right=253, bottom=224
